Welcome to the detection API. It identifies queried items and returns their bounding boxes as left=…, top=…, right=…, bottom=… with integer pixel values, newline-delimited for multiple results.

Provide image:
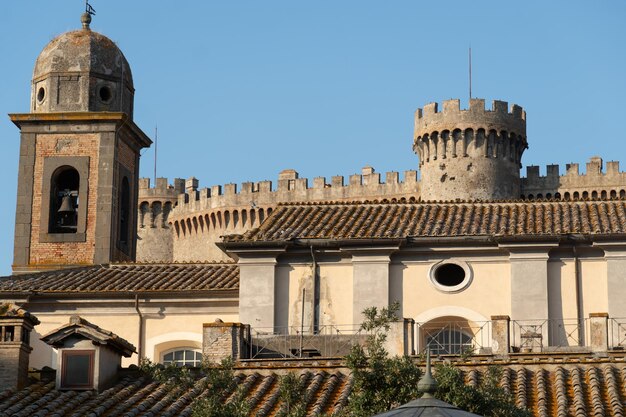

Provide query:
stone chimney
left=0, top=303, right=40, bottom=390
left=202, top=319, right=250, bottom=363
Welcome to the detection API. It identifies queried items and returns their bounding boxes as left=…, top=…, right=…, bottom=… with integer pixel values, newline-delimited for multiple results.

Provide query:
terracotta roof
left=41, top=315, right=136, bottom=357
left=0, top=303, right=39, bottom=325
left=224, top=200, right=626, bottom=243
left=0, top=370, right=350, bottom=417
left=1, top=361, right=625, bottom=417
left=0, top=263, right=239, bottom=294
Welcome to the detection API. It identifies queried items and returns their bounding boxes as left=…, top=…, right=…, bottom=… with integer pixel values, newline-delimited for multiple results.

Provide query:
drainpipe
left=311, top=246, right=319, bottom=333
left=134, top=293, right=144, bottom=364
left=573, top=245, right=584, bottom=345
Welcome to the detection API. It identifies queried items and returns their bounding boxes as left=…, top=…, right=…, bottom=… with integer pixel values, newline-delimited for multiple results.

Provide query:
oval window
left=429, top=260, right=472, bottom=293
left=98, top=86, right=112, bottom=103
left=37, top=87, right=46, bottom=102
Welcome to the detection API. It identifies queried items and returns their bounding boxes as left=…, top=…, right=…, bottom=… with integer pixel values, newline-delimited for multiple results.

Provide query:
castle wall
left=521, top=157, right=626, bottom=200
left=137, top=178, right=183, bottom=263
left=144, top=167, right=420, bottom=263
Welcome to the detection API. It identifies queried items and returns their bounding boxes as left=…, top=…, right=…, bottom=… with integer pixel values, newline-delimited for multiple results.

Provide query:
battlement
left=138, top=177, right=185, bottom=201
left=415, top=98, right=526, bottom=139
left=169, top=166, right=420, bottom=218
left=521, top=157, right=626, bottom=199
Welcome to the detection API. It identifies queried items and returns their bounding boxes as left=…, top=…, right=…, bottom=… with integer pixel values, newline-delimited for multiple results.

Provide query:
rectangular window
left=61, top=350, right=95, bottom=389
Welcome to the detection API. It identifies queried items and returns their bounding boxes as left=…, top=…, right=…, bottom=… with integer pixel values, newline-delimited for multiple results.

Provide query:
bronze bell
left=57, top=194, right=75, bottom=213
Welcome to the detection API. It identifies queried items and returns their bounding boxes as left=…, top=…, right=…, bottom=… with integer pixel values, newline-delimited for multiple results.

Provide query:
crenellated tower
left=137, top=178, right=184, bottom=262
left=414, top=98, right=527, bottom=201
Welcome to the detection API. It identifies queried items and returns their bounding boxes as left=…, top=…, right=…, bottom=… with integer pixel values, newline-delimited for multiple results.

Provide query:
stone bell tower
left=414, top=99, right=527, bottom=201
left=10, top=12, right=151, bottom=273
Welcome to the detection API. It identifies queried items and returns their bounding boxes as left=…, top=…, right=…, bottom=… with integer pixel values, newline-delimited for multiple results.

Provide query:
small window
left=2, top=326, right=15, bottom=342
left=429, top=260, right=473, bottom=293
left=98, top=85, right=112, bottom=103
left=119, top=176, right=130, bottom=246
left=61, top=350, right=94, bottom=389
left=37, top=87, right=46, bottom=102
left=162, top=348, right=202, bottom=367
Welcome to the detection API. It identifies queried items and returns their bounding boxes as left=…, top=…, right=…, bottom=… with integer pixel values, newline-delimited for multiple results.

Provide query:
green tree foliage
left=277, top=372, right=308, bottom=417
left=343, top=302, right=422, bottom=415
left=342, top=303, right=531, bottom=417
left=435, top=365, right=531, bottom=417
left=139, top=357, right=249, bottom=417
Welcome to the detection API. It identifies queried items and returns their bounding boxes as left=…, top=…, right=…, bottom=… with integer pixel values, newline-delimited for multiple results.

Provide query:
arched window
left=49, top=166, right=80, bottom=233
left=420, top=317, right=477, bottom=355
left=161, top=348, right=202, bottom=367
left=119, top=176, right=130, bottom=245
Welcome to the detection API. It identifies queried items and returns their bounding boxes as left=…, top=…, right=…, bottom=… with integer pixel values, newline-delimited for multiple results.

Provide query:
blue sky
left=1, top=1, right=625, bottom=275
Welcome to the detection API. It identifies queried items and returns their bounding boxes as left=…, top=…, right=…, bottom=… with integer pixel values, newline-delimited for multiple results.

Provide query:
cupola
left=31, top=12, right=134, bottom=117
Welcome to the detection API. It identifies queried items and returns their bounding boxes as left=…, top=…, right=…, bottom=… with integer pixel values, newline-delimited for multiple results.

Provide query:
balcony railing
left=240, top=315, right=620, bottom=360
left=510, top=318, right=588, bottom=352
left=248, top=324, right=368, bottom=359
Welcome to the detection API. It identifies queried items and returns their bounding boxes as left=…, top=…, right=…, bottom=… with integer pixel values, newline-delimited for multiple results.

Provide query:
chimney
left=0, top=303, right=40, bottom=390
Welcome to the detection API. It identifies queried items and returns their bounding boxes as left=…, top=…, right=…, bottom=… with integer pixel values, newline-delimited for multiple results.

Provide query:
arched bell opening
left=49, top=166, right=80, bottom=234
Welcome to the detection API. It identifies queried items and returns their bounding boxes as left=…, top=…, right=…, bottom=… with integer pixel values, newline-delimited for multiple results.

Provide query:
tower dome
left=30, top=14, right=134, bottom=117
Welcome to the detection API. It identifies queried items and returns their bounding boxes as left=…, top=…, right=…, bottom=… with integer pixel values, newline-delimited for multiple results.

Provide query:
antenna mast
left=469, top=46, right=472, bottom=100
left=154, top=125, right=158, bottom=186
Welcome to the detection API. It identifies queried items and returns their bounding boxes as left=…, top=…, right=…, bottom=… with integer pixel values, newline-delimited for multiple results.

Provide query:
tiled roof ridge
left=108, top=260, right=237, bottom=267
left=274, top=197, right=626, bottom=207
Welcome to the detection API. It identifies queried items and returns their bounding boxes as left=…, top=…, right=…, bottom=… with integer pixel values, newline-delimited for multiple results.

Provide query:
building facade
left=2, top=12, right=626, bottom=417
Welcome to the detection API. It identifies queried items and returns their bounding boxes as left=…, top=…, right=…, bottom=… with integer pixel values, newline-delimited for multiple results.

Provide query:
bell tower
left=10, top=12, right=151, bottom=273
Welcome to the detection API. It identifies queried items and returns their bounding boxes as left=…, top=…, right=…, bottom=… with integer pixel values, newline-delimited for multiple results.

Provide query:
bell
left=57, top=194, right=75, bottom=213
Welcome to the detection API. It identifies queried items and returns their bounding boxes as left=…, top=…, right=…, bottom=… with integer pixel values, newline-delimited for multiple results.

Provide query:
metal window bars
left=416, top=320, right=491, bottom=355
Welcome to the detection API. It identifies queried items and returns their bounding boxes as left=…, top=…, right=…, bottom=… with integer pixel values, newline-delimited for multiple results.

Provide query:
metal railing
left=415, top=320, right=492, bottom=355
left=510, top=318, right=587, bottom=352
left=609, top=318, right=626, bottom=349
left=247, top=324, right=368, bottom=359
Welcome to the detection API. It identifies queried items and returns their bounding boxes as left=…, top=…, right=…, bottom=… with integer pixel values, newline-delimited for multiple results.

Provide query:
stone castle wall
left=137, top=178, right=183, bottom=262
left=139, top=167, right=420, bottom=262
left=521, top=157, right=626, bottom=200
left=414, top=99, right=527, bottom=202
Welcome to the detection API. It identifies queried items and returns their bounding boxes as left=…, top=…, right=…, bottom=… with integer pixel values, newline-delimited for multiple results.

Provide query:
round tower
left=414, top=98, right=527, bottom=201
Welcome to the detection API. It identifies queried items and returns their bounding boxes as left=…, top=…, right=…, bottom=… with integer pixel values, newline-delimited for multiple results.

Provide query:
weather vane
left=85, top=0, right=96, bottom=16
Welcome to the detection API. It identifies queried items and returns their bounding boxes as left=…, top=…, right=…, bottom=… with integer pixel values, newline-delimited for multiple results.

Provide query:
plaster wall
left=547, top=260, right=578, bottom=321
left=579, top=260, right=608, bottom=318
left=400, top=260, right=511, bottom=323
left=278, top=264, right=354, bottom=330
left=24, top=306, right=238, bottom=369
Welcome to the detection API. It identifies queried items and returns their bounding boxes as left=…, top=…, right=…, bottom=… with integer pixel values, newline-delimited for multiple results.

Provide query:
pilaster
left=237, top=249, right=285, bottom=330
left=347, top=246, right=398, bottom=325
left=593, top=242, right=626, bottom=318
left=501, top=242, right=557, bottom=350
